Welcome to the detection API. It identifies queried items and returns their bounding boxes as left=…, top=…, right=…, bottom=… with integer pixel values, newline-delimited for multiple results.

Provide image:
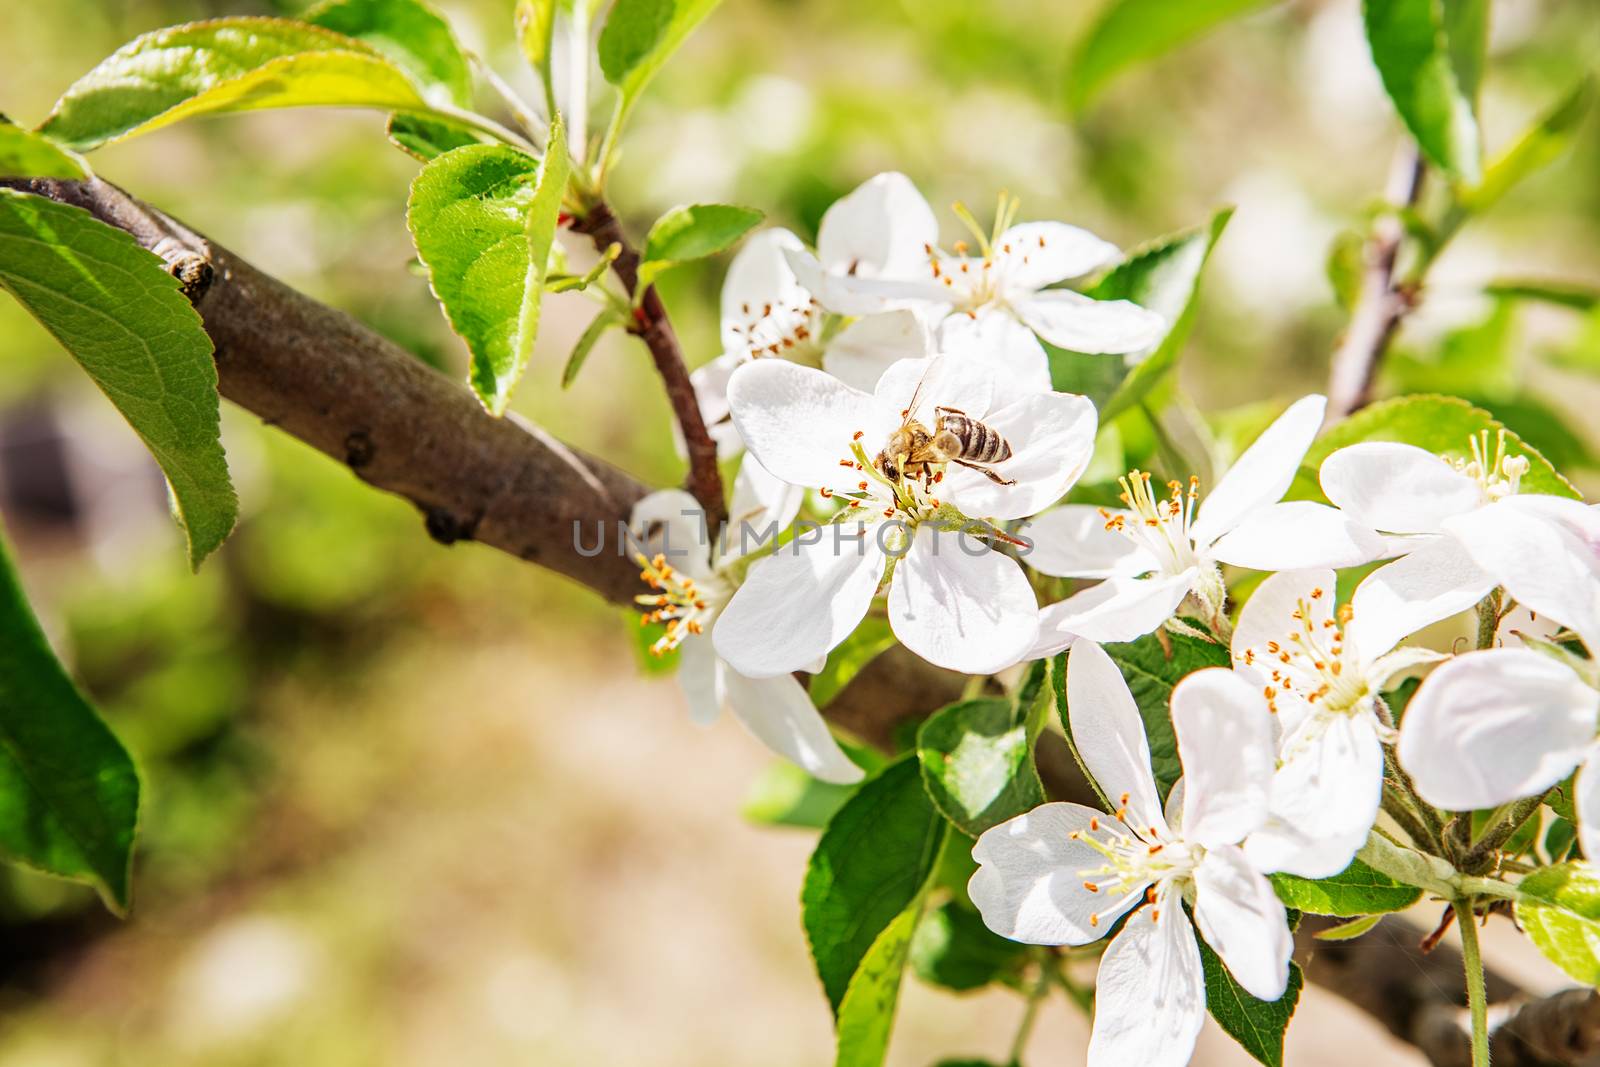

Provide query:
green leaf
left=0, top=189, right=236, bottom=566
left=1462, top=79, right=1594, bottom=215
left=639, top=203, right=763, bottom=285
left=1048, top=209, right=1232, bottom=422
left=0, top=521, right=141, bottom=913
left=0, top=123, right=87, bottom=179
left=802, top=756, right=947, bottom=1014
left=908, top=899, right=1027, bottom=992
left=1065, top=0, right=1280, bottom=112
left=516, top=0, right=562, bottom=71
left=810, top=615, right=899, bottom=709
left=40, top=17, right=432, bottom=152
left=1199, top=932, right=1304, bottom=1067
left=917, top=698, right=1044, bottom=838
left=1313, top=913, right=1386, bottom=941
left=386, top=113, right=487, bottom=161
left=1300, top=394, right=1578, bottom=499
left=1061, top=631, right=1229, bottom=801
left=1270, top=858, right=1423, bottom=916
left=562, top=311, right=620, bottom=388
left=1441, top=0, right=1489, bottom=109
left=598, top=0, right=721, bottom=104
left=305, top=0, right=474, bottom=107
left=1362, top=0, right=1482, bottom=182
left=1515, top=862, right=1600, bottom=984
left=742, top=760, right=860, bottom=830
left=407, top=120, right=570, bottom=415
left=835, top=904, right=920, bottom=1067
left=1484, top=279, right=1599, bottom=313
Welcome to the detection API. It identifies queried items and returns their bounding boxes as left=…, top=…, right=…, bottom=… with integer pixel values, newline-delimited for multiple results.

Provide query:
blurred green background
left=0, top=0, right=1596, bottom=1063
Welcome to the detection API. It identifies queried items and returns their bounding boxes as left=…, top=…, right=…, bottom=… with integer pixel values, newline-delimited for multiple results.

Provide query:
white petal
left=1089, top=907, right=1206, bottom=1067
left=1247, top=714, right=1383, bottom=878
left=1067, top=640, right=1168, bottom=834
left=873, top=353, right=995, bottom=427
left=1015, top=289, right=1166, bottom=355
left=1445, top=495, right=1600, bottom=653
left=719, top=228, right=811, bottom=356
left=720, top=455, right=804, bottom=566
left=1193, top=845, right=1293, bottom=1001
left=821, top=310, right=931, bottom=393
left=726, top=359, right=883, bottom=491
left=969, top=803, right=1135, bottom=946
left=1172, top=669, right=1274, bottom=847
left=937, top=309, right=1052, bottom=393
left=1345, top=537, right=1493, bottom=663
left=888, top=527, right=1039, bottom=674
left=1021, top=505, right=1159, bottom=579
left=1206, top=500, right=1386, bottom=571
left=942, top=389, right=1098, bottom=522
left=996, top=221, right=1122, bottom=290
left=722, top=669, right=864, bottom=784
left=1577, top=747, right=1600, bottom=864
left=816, top=171, right=939, bottom=279
left=677, top=635, right=725, bottom=725
left=1034, top=570, right=1197, bottom=649
left=1397, top=648, right=1598, bottom=811
left=629, top=488, right=713, bottom=580
left=1190, top=395, right=1326, bottom=549
left=785, top=245, right=948, bottom=317
left=1231, top=568, right=1335, bottom=686
left=1319, top=442, right=1483, bottom=535
left=713, top=526, right=885, bottom=677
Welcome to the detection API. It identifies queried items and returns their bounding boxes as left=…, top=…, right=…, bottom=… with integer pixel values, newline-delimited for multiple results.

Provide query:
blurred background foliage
left=0, top=0, right=1596, bottom=1063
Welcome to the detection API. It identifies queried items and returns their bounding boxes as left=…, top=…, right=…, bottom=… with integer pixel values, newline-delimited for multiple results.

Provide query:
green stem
left=426, top=103, right=540, bottom=153
left=1476, top=588, right=1504, bottom=650
left=1454, top=900, right=1491, bottom=1067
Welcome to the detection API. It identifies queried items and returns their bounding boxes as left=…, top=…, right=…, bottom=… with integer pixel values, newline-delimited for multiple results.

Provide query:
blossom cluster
left=629, top=174, right=1599, bottom=1067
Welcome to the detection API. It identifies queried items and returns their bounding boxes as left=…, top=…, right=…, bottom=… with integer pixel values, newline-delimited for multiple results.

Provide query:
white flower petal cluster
left=970, top=641, right=1292, bottom=1067
left=712, top=354, right=1096, bottom=676
left=630, top=460, right=861, bottom=784
left=1027, top=395, right=1382, bottom=648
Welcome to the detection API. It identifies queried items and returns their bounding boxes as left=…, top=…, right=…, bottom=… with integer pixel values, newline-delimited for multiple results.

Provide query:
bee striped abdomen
left=941, top=413, right=1012, bottom=463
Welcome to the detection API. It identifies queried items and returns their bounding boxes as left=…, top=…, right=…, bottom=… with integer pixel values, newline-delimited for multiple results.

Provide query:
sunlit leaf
left=1199, top=929, right=1304, bottom=1067
left=0, top=122, right=87, bottom=179
left=1313, top=913, right=1386, bottom=941
left=639, top=203, right=763, bottom=285
left=917, top=698, right=1044, bottom=837
left=306, top=0, right=474, bottom=107
left=802, top=756, right=946, bottom=1013
left=1362, top=0, right=1482, bottom=182
left=0, top=521, right=141, bottom=913
left=835, top=904, right=920, bottom=1067
left=1271, top=858, right=1422, bottom=916
left=40, top=17, right=432, bottom=152
left=1066, top=0, right=1281, bottom=112
left=599, top=0, right=721, bottom=106
left=1516, top=862, right=1600, bottom=984
left=0, top=189, right=235, bottom=565
left=1463, top=79, right=1593, bottom=214
left=908, top=898, right=1027, bottom=992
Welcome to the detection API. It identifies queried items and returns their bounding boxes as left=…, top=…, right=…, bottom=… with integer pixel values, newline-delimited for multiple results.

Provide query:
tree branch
left=8, top=176, right=1594, bottom=1067
left=1326, top=146, right=1426, bottom=421
left=569, top=198, right=727, bottom=534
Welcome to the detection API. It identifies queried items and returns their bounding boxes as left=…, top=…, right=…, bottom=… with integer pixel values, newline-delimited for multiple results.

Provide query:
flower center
left=919, top=192, right=1040, bottom=313
left=1237, top=589, right=1369, bottom=716
left=1449, top=429, right=1530, bottom=504
left=728, top=296, right=822, bottom=363
left=1100, top=470, right=1200, bottom=575
left=1069, top=800, right=1198, bottom=929
left=635, top=553, right=725, bottom=655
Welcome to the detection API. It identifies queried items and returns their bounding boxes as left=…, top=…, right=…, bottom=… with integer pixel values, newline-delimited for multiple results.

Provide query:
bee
left=874, top=372, right=1016, bottom=488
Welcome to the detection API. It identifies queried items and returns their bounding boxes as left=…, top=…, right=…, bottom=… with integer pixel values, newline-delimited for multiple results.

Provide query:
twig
left=570, top=199, right=727, bottom=533
left=1326, top=145, right=1426, bottom=420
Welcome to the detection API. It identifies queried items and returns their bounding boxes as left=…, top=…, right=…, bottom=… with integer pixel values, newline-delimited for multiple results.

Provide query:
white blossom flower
left=1398, top=648, right=1600, bottom=858
left=969, top=641, right=1291, bottom=1067
left=1026, top=395, right=1382, bottom=649
left=630, top=461, right=861, bottom=784
left=785, top=178, right=1165, bottom=386
left=1319, top=431, right=1600, bottom=645
left=1230, top=569, right=1445, bottom=878
left=711, top=354, right=1095, bottom=676
left=691, top=175, right=940, bottom=453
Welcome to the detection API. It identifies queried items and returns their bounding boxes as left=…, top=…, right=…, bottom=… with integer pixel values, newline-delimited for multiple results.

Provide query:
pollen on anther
left=852, top=430, right=864, bottom=440
left=1083, top=881, right=1100, bottom=893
